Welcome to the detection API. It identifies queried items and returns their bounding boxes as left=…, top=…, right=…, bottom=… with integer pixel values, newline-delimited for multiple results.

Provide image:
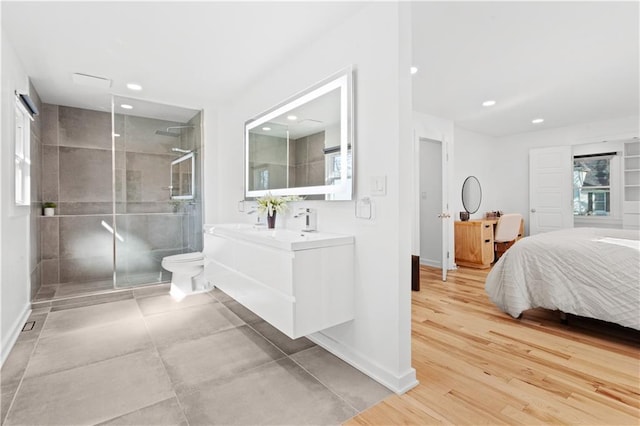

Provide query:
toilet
left=161, top=251, right=212, bottom=297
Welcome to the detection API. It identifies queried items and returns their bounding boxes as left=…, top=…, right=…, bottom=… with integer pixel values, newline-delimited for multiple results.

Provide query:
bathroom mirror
left=171, top=152, right=194, bottom=199
left=461, top=176, right=482, bottom=214
left=245, top=67, right=353, bottom=200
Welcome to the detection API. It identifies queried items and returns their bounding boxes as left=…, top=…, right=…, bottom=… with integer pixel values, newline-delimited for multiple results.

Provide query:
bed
left=485, top=227, right=640, bottom=330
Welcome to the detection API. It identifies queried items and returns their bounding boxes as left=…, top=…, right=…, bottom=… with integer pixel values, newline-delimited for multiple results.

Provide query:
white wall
left=204, top=3, right=416, bottom=393
left=488, top=116, right=639, bottom=235
left=454, top=127, right=497, bottom=218
left=1, top=31, right=33, bottom=366
left=413, top=114, right=638, bottom=267
left=410, top=115, right=498, bottom=270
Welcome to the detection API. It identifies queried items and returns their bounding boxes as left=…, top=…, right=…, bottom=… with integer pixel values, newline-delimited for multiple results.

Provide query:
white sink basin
left=205, top=223, right=354, bottom=251
left=203, top=223, right=254, bottom=233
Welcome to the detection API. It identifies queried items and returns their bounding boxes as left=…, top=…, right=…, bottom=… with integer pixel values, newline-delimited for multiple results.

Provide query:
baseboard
left=421, top=258, right=458, bottom=271
left=308, top=332, right=419, bottom=394
left=419, top=258, right=440, bottom=268
left=0, top=303, right=31, bottom=367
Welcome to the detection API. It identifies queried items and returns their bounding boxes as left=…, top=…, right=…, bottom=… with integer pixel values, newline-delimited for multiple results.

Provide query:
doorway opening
left=418, top=137, right=449, bottom=281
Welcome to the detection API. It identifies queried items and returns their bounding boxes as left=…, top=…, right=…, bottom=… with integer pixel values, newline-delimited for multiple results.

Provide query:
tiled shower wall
left=29, top=82, right=43, bottom=300
left=40, top=105, right=114, bottom=286
left=248, top=130, right=325, bottom=193
left=38, top=105, right=203, bottom=289
left=289, top=131, right=325, bottom=187
left=114, top=110, right=203, bottom=285
left=248, top=133, right=288, bottom=190
left=186, top=112, right=203, bottom=253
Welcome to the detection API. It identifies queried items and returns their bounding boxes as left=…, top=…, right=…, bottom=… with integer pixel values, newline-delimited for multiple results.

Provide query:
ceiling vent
left=72, top=73, right=112, bottom=89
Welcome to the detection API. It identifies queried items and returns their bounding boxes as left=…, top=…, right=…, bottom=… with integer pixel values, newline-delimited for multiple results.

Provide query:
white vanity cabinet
left=203, top=225, right=354, bottom=339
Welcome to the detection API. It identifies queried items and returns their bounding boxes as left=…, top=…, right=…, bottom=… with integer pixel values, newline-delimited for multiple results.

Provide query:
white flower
left=256, top=193, right=303, bottom=216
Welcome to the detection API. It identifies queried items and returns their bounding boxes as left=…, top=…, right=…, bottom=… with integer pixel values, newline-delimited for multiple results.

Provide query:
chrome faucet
left=294, top=208, right=317, bottom=232
left=246, top=208, right=265, bottom=226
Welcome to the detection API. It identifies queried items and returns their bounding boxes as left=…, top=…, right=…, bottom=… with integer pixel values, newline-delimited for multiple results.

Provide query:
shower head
left=155, top=125, right=195, bottom=137
left=171, top=148, right=191, bottom=154
left=156, top=130, right=180, bottom=137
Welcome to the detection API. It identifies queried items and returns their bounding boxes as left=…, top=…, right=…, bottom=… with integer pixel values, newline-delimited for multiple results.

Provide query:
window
left=573, top=154, right=616, bottom=216
left=252, top=167, right=269, bottom=191
left=15, top=97, right=31, bottom=206
left=324, top=150, right=352, bottom=185
left=258, top=169, right=269, bottom=190
left=324, top=149, right=352, bottom=201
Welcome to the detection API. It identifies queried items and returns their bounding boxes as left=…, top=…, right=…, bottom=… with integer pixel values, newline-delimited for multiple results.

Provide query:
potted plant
left=256, top=193, right=301, bottom=229
left=169, top=200, right=183, bottom=213
left=43, top=202, right=57, bottom=216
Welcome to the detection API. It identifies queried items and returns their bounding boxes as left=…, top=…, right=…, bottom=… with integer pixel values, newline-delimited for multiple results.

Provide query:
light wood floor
left=346, top=266, right=640, bottom=425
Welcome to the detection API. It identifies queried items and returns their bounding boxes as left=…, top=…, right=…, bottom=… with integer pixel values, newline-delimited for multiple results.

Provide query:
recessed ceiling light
left=120, top=104, right=133, bottom=110
left=262, top=127, right=271, bottom=131
left=410, top=66, right=418, bottom=75
left=482, top=100, right=496, bottom=107
left=287, top=115, right=297, bottom=121
left=532, top=118, right=544, bottom=124
left=126, top=83, right=142, bottom=91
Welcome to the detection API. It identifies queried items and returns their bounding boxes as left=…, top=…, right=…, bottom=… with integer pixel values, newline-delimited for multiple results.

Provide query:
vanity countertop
left=204, top=223, right=354, bottom=251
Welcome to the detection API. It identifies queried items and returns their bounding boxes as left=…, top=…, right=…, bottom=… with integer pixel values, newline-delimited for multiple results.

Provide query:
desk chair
left=494, top=213, right=523, bottom=261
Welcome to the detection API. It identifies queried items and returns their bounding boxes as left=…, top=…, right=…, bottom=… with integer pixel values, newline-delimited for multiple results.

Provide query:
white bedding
left=485, top=227, right=640, bottom=330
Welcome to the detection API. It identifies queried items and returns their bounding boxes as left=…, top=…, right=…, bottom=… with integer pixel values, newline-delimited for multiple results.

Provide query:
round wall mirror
left=461, top=176, right=482, bottom=214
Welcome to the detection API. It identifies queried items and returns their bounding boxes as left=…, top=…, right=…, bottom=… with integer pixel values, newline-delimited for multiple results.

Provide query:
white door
left=419, top=138, right=449, bottom=281
left=529, top=146, right=573, bottom=234
left=439, top=138, right=449, bottom=281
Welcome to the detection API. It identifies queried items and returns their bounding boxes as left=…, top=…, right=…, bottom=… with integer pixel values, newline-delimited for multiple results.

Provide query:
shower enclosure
left=35, top=97, right=203, bottom=300
left=112, top=96, right=203, bottom=288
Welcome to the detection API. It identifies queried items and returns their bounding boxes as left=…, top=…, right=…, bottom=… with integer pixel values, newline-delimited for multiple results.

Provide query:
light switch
left=371, top=175, right=387, bottom=196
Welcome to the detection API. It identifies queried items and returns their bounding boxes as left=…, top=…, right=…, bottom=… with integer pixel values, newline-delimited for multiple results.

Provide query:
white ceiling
left=411, top=1, right=639, bottom=137
left=1, top=1, right=365, bottom=120
left=255, top=88, right=341, bottom=139
left=2, top=2, right=638, bottom=137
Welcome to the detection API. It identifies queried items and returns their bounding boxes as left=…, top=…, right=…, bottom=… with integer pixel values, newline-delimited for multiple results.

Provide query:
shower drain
left=21, top=321, right=35, bottom=332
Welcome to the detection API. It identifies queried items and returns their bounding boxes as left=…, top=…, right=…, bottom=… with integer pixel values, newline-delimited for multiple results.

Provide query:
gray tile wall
left=39, top=105, right=115, bottom=285
left=36, top=105, right=203, bottom=291
left=58, top=105, right=111, bottom=150
left=291, top=131, right=326, bottom=187
left=249, top=133, right=288, bottom=190
left=29, top=81, right=43, bottom=299
left=116, top=112, right=203, bottom=282
left=59, top=146, right=112, bottom=206
left=186, top=113, right=203, bottom=252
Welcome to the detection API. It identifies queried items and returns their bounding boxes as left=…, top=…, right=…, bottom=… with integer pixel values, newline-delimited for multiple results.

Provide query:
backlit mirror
left=461, top=176, right=482, bottom=214
left=171, top=152, right=194, bottom=199
left=245, top=68, right=353, bottom=200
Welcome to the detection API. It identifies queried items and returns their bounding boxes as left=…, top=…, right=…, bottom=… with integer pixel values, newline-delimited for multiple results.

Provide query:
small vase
left=44, top=208, right=55, bottom=217
left=459, top=211, right=469, bottom=221
left=267, top=212, right=276, bottom=229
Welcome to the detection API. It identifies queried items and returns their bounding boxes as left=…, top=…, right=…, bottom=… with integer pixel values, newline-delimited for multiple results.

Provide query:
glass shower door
left=112, top=96, right=202, bottom=288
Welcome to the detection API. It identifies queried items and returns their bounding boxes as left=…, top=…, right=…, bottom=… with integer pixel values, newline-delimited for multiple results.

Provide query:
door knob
left=530, top=208, right=537, bottom=213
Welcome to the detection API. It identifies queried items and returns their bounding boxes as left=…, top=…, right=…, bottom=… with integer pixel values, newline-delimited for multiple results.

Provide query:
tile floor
left=1, top=286, right=391, bottom=425
left=33, top=273, right=168, bottom=302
